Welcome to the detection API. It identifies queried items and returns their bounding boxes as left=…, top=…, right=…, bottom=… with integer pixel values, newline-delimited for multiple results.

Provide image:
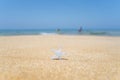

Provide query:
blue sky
left=0, top=0, right=120, bottom=29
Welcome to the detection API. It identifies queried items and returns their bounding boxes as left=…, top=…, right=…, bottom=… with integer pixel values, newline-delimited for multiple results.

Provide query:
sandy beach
left=0, top=35, right=120, bottom=80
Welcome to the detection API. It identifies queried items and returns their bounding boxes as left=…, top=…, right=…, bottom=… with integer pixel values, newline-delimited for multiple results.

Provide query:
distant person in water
left=56, top=28, right=61, bottom=32
left=78, top=27, right=83, bottom=32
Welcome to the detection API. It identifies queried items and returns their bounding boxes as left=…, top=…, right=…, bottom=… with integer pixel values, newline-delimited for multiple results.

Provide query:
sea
left=0, top=29, right=120, bottom=36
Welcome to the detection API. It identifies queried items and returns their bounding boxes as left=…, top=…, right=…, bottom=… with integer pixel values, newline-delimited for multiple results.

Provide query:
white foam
left=40, top=32, right=57, bottom=35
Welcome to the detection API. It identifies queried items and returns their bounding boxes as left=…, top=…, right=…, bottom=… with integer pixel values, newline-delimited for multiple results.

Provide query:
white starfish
left=51, top=48, right=65, bottom=60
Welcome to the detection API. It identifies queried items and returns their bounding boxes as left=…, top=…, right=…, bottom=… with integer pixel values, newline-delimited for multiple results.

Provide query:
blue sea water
left=0, top=29, right=120, bottom=36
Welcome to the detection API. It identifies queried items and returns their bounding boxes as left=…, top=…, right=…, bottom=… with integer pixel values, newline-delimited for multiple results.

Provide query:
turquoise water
left=0, top=29, right=120, bottom=36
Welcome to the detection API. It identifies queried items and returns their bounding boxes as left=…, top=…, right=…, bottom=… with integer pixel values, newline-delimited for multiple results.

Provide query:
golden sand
left=0, top=35, right=120, bottom=80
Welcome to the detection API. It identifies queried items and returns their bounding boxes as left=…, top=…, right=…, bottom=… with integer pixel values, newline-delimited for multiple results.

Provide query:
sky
left=0, top=0, right=120, bottom=29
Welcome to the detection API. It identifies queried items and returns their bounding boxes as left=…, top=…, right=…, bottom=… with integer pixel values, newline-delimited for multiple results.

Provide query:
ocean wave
left=40, top=32, right=58, bottom=35
left=0, top=29, right=120, bottom=36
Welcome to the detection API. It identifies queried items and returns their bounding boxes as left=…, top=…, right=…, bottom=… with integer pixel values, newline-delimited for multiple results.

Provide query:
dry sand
left=0, top=35, right=120, bottom=80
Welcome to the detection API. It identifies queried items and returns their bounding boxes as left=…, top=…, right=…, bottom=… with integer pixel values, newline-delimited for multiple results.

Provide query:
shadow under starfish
left=52, top=58, right=68, bottom=60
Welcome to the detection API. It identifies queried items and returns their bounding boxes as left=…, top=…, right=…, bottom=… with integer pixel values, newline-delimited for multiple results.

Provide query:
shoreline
left=0, top=34, right=120, bottom=38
